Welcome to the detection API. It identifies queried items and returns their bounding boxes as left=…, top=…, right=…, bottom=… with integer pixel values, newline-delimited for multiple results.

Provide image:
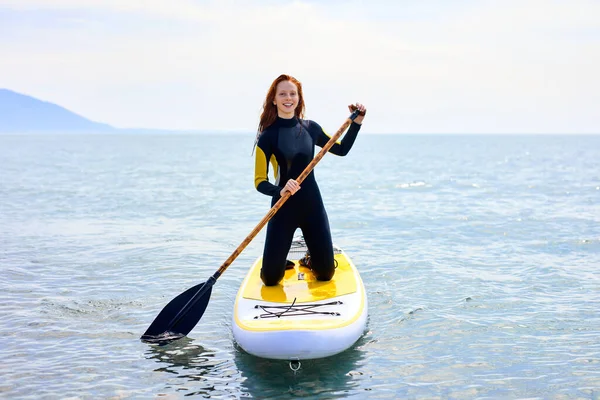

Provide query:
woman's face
left=273, top=80, right=299, bottom=118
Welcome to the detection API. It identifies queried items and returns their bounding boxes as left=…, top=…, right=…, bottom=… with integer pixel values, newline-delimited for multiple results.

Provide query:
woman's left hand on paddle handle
left=348, top=103, right=367, bottom=125
left=280, top=179, right=300, bottom=197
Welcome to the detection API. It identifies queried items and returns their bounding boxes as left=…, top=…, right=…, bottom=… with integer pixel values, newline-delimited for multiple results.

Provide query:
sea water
left=1, top=133, right=599, bottom=399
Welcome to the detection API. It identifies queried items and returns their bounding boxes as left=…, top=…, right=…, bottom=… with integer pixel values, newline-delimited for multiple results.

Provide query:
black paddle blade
left=141, top=279, right=214, bottom=345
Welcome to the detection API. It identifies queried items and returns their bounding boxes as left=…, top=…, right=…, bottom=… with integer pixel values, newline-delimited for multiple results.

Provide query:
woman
left=254, top=74, right=366, bottom=286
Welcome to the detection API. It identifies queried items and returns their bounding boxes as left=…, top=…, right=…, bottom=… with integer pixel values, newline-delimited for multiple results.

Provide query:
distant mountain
left=0, top=89, right=114, bottom=133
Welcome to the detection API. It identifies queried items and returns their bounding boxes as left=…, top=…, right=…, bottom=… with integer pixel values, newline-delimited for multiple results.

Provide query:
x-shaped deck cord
left=253, top=299, right=343, bottom=319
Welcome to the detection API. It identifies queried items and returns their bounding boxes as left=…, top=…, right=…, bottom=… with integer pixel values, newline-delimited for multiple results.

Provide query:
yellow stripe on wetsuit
left=321, top=128, right=342, bottom=146
left=254, top=146, right=278, bottom=189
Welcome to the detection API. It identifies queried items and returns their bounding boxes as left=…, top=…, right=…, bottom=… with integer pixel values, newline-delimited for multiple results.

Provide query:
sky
left=0, top=0, right=598, bottom=134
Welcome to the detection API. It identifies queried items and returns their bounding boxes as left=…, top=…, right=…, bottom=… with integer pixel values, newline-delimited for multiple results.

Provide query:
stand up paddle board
left=232, top=238, right=368, bottom=360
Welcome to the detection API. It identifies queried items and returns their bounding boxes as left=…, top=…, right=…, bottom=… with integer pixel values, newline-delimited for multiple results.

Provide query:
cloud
left=0, top=0, right=598, bottom=132
left=0, top=0, right=214, bottom=19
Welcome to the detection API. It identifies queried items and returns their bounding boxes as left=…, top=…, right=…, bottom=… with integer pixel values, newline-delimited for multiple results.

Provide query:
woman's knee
left=313, top=264, right=335, bottom=281
left=261, top=267, right=285, bottom=286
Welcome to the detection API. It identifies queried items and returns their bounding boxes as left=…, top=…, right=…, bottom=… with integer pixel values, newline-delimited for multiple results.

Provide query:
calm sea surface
left=1, top=132, right=599, bottom=399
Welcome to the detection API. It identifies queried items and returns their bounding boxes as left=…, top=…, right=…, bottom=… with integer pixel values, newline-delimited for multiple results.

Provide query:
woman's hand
left=348, top=103, right=367, bottom=125
left=280, top=179, right=301, bottom=197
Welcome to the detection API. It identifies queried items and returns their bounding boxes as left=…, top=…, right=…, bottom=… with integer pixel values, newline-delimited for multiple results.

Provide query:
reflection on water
left=143, top=335, right=370, bottom=399
left=234, top=336, right=369, bottom=399
left=145, top=337, right=218, bottom=374
left=145, top=337, right=243, bottom=398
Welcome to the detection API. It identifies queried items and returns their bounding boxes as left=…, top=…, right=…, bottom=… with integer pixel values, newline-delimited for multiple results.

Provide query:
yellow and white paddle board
left=232, top=238, right=368, bottom=360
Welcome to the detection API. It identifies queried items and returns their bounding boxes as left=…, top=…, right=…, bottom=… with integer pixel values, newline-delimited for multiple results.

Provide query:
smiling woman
left=253, top=73, right=366, bottom=286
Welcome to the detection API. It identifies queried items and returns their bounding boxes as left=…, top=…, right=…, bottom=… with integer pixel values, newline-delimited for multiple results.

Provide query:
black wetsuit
left=254, top=116, right=361, bottom=286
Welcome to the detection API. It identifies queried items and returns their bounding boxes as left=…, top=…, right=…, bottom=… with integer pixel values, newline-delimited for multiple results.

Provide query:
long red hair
left=254, top=74, right=305, bottom=150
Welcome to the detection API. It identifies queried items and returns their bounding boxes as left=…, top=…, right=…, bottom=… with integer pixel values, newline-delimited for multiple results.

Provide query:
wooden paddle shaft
left=215, top=110, right=360, bottom=276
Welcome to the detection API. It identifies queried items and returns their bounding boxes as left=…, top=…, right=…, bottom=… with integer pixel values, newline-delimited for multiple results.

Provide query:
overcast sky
left=0, top=0, right=598, bottom=133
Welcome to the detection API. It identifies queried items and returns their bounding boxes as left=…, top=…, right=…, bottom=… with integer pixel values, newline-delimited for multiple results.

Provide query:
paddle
left=141, top=108, right=362, bottom=344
